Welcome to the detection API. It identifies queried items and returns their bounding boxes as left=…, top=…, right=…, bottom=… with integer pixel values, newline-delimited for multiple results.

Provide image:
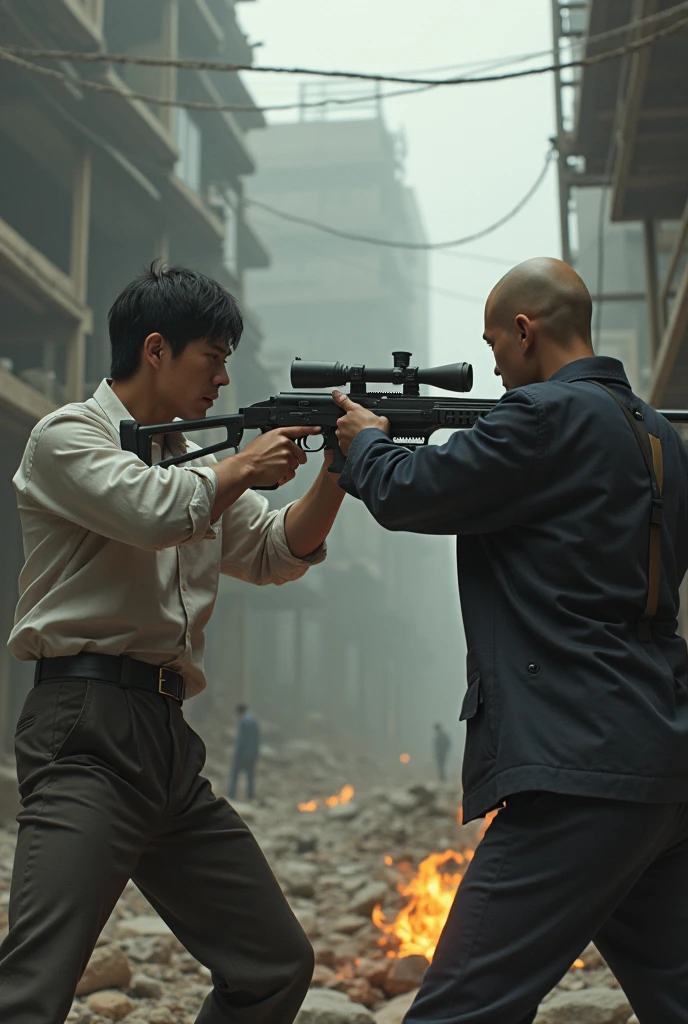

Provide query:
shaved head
left=487, top=257, right=592, bottom=345
left=483, top=258, right=595, bottom=391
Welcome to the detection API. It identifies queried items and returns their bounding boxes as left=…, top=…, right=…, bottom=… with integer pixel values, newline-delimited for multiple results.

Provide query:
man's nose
left=494, top=366, right=502, bottom=377
left=216, top=367, right=230, bottom=387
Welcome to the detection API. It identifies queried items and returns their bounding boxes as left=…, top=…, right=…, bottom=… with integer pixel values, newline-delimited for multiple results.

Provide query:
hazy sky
left=238, top=0, right=560, bottom=399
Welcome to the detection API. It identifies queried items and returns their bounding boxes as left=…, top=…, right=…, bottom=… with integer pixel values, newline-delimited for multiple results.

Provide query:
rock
left=407, top=783, right=437, bottom=807
left=231, top=800, right=257, bottom=821
left=311, top=964, right=338, bottom=987
left=386, top=790, right=418, bottom=814
left=341, top=978, right=378, bottom=1008
left=355, top=958, right=390, bottom=990
left=312, top=941, right=337, bottom=969
left=86, top=990, right=134, bottom=1020
left=75, top=945, right=132, bottom=996
left=118, top=935, right=176, bottom=964
left=147, top=1010, right=176, bottom=1024
left=534, top=986, right=632, bottom=1024
left=327, top=802, right=361, bottom=822
left=349, top=882, right=389, bottom=916
left=578, top=942, right=606, bottom=969
left=294, top=905, right=320, bottom=939
left=374, top=989, right=419, bottom=1024
left=332, top=914, right=368, bottom=935
left=128, top=972, right=164, bottom=998
left=383, top=956, right=429, bottom=997
left=296, top=833, right=319, bottom=854
left=278, top=860, right=318, bottom=898
left=115, top=914, right=173, bottom=939
left=295, top=987, right=376, bottom=1024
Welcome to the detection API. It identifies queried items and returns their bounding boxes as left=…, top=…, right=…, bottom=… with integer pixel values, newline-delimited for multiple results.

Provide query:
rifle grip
left=323, top=427, right=347, bottom=474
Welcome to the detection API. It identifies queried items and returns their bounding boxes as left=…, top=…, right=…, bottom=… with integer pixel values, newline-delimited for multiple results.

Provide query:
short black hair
left=236, top=703, right=247, bottom=715
left=108, top=262, right=244, bottom=380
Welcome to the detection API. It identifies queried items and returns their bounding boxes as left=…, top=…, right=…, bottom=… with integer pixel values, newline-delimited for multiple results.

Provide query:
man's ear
left=515, top=315, right=534, bottom=354
left=142, top=332, right=166, bottom=371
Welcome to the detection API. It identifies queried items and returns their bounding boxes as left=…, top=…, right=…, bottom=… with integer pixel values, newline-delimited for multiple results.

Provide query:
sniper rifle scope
left=290, top=350, right=473, bottom=396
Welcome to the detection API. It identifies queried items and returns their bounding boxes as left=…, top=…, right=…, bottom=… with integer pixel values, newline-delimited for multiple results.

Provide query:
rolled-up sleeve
left=17, top=411, right=218, bottom=550
left=220, top=490, right=326, bottom=585
left=338, top=389, right=542, bottom=535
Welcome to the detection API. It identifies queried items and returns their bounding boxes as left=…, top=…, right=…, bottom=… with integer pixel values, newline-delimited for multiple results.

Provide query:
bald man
left=333, top=258, right=688, bottom=1022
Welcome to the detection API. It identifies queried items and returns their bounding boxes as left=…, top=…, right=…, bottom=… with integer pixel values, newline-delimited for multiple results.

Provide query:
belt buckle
left=158, top=667, right=185, bottom=703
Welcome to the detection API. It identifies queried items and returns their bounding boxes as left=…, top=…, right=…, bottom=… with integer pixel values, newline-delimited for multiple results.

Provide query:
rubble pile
left=0, top=726, right=637, bottom=1023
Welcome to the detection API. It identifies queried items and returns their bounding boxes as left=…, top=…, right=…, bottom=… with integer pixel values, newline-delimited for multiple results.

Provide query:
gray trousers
left=0, top=678, right=313, bottom=1024
left=406, top=792, right=688, bottom=1024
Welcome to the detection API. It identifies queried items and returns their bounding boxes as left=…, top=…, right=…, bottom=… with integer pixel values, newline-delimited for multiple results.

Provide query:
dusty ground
left=0, top=719, right=637, bottom=1023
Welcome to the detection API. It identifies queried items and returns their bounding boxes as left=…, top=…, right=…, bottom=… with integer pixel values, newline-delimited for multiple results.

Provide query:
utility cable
left=245, top=148, right=555, bottom=252
left=2, top=3, right=688, bottom=90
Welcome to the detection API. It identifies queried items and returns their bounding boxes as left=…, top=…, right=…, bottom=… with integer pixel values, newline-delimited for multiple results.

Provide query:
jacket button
left=527, top=662, right=540, bottom=675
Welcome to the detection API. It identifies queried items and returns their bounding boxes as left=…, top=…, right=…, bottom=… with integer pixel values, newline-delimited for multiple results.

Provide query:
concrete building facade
left=0, top=0, right=270, bottom=751
left=243, top=104, right=463, bottom=760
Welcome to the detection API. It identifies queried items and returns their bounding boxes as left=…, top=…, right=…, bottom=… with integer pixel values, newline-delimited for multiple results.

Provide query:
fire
left=400, top=753, right=411, bottom=764
left=373, top=849, right=467, bottom=960
left=298, top=785, right=354, bottom=813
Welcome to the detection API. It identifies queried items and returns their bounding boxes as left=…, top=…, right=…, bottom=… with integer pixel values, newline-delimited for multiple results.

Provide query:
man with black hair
left=333, top=258, right=688, bottom=1021
left=2, top=264, right=344, bottom=1024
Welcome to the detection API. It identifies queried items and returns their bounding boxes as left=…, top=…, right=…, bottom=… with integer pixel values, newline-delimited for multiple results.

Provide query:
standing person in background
left=433, top=723, right=451, bottom=782
left=229, top=704, right=261, bottom=801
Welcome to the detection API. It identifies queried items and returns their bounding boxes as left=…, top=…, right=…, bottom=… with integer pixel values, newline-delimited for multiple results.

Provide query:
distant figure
left=228, top=704, right=261, bottom=801
left=433, top=723, right=451, bottom=782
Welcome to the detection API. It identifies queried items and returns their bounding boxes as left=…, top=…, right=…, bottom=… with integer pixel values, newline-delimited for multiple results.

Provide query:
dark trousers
left=406, top=792, right=688, bottom=1024
left=0, top=678, right=313, bottom=1024
left=228, top=758, right=256, bottom=801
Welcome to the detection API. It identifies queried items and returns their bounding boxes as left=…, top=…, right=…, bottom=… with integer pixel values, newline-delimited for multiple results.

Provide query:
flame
left=373, top=849, right=467, bottom=960
left=573, top=958, right=585, bottom=969
left=384, top=855, right=393, bottom=866
left=297, top=799, right=318, bottom=813
left=298, top=785, right=354, bottom=813
left=400, top=753, right=411, bottom=764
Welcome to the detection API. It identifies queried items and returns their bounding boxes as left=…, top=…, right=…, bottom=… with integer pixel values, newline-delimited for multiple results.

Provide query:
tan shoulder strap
left=588, top=383, right=663, bottom=642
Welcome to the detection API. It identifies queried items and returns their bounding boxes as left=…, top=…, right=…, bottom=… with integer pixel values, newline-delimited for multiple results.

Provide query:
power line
left=1, top=5, right=687, bottom=117
left=246, top=148, right=555, bottom=252
left=2, top=3, right=687, bottom=92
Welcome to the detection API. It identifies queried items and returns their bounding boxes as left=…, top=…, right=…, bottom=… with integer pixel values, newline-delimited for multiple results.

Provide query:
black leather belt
left=34, top=653, right=186, bottom=704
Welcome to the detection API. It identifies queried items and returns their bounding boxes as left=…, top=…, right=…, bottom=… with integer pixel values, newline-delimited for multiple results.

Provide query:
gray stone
left=279, top=860, right=318, bottom=898
left=332, top=914, right=368, bottom=935
left=534, top=986, right=632, bottom=1024
left=386, top=790, right=418, bottom=814
left=293, top=905, right=320, bottom=939
left=295, top=987, right=376, bottom=1024
left=115, top=913, right=173, bottom=939
left=75, top=945, right=132, bottom=997
left=374, top=990, right=419, bottom=1024
left=327, top=801, right=361, bottom=822
left=128, top=972, right=164, bottom=998
left=349, top=882, right=389, bottom=916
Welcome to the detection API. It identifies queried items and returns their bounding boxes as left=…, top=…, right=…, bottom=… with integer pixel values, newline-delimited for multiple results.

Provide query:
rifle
left=119, top=350, right=688, bottom=481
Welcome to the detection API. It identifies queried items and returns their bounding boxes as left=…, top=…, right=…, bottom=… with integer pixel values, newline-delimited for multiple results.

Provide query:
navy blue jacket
left=234, top=713, right=260, bottom=764
left=339, top=357, right=688, bottom=822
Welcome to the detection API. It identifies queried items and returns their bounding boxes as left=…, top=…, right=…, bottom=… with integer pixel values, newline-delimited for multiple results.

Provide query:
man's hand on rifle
left=332, top=391, right=391, bottom=455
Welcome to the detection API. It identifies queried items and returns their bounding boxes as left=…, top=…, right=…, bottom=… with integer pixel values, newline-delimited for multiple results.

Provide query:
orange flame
left=400, top=753, right=411, bottom=764
left=298, top=785, right=354, bottom=813
left=373, top=849, right=467, bottom=960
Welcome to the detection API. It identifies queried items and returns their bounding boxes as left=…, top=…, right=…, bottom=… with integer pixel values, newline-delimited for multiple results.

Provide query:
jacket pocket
left=460, top=672, right=482, bottom=721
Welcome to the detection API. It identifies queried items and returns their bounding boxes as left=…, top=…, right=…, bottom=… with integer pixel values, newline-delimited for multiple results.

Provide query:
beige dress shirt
left=8, top=380, right=325, bottom=697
